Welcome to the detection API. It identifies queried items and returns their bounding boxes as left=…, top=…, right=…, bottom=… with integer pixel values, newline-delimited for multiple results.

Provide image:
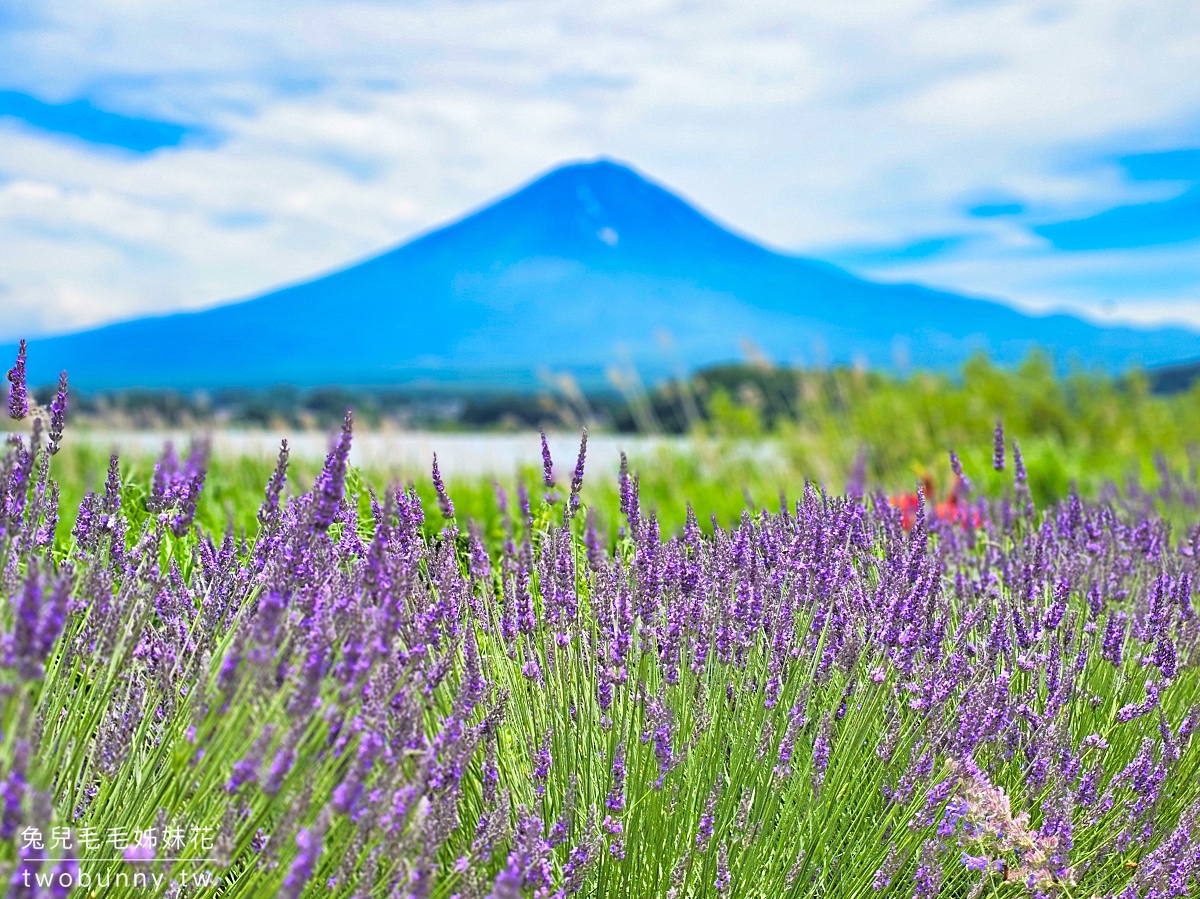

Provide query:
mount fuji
left=10, top=159, right=1200, bottom=389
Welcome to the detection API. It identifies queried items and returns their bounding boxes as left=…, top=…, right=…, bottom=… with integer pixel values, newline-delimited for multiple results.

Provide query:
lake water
left=64, top=429, right=687, bottom=478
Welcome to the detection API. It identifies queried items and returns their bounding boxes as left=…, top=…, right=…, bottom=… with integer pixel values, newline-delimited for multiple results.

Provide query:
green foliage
left=32, top=352, right=1200, bottom=544
left=750, top=352, right=1200, bottom=504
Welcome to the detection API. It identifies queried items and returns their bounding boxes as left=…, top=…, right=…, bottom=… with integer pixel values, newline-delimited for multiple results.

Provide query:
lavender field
left=3, top=343, right=1200, bottom=898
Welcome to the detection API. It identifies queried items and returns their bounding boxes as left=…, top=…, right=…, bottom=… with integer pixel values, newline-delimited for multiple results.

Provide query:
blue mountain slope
left=11, top=159, right=1200, bottom=389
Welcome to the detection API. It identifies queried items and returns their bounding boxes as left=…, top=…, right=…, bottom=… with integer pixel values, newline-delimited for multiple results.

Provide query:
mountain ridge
left=9, top=158, right=1200, bottom=389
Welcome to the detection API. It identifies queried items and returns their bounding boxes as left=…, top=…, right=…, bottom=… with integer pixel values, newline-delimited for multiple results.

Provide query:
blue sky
left=0, top=90, right=197, bottom=152
left=0, top=0, right=1198, bottom=338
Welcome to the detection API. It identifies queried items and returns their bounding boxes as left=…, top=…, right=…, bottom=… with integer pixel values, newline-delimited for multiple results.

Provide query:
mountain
left=11, top=159, right=1200, bottom=389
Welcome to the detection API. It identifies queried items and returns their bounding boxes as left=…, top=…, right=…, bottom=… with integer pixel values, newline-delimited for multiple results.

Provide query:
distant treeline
left=22, top=352, right=1200, bottom=434
left=28, top=383, right=617, bottom=432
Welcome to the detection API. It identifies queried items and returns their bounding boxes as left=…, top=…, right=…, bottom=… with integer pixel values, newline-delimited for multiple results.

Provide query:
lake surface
left=65, top=429, right=687, bottom=477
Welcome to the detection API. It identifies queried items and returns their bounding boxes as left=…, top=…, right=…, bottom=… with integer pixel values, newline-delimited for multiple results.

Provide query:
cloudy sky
left=0, top=0, right=1198, bottom=341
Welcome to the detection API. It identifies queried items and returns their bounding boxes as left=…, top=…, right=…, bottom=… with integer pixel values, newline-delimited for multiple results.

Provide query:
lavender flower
left=156, top=438, right=210, bottom=536
left=432, top=453, right=454, bottom=519
left=258, top=440, right=290, bottom=526
left=8, top=565, right=68, bottom=680
left=47, top=371, right=67, bottom=454
left=6, top=339, right=26, bottom=420
left=332, top=730, right=383, bottom=814
left=532, top=730, right=552, bottom=797
left=914, top=839, right=943, bottom=899
left=606, top=742, right=626, bottom=813
left=873, top=844, right=899, bottom=890
left=0, top=403, right=1193, bottom=899
left=1013, top=439, right=1027, bottom=484
left=0, top=743, right=28, bottom=839
left=1043, top=579, right=1069, bottom=630
left=812, top=712, right=832, bottom=791
left=949, top=450, right=972, bottom=494
left=696, top=778, right=721, bottom=852
left=992, top=420, right=1005, bottom=472
left=1117, top=680, right=1161, bottom=723
left=1152, top=633, right=1177, bottom=679
left=280, top=824, right=324, bottom=899
left=847, top=446, right=868, bottom=497
left=715, top=841, right=731, bottom=895
left=540, top=428, right=555, bottom=489
left=961, top=853, right=989, bottom=872
left=312, top=411, right=353, bottom=530
left=124, top=842, right=156, bottom=864
left=569, top=427, right=587, bottom=515
left=775, top=701, right=806, bottom=777
left=558, top=819, right=599, bottom=896
left=1102, top=612, right=1127, bottom=667
left=226, top=728, right=275, bottom=794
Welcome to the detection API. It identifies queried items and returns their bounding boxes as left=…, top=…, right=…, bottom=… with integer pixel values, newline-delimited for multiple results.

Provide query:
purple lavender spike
left=1102, top=612, right=1127, bottom=667
left=992, top=420, right=1005, bottom=472
left=812, top=712, right=832, bottom=790
left=6, top=339, right=27, bottom=420
left=847, top=446, right=867, bottom=497
left=310, top=410, right=353, bottom=532
left=540, top=428, right=555, bottom=489
left=714, top=841, right=731, bottom=894
left=489, top=811, right=544, bottom=898
left=280, top=821, right=325, bottom=899
left=913, top=839, right=943, bottom=898
left=258, top=440, right=290, bottom=525
left=1012, top=438, right=1027, bottom=484
left=872, top=844, right=899, bottom=890
left=47, top=371, right=67, bottom=454
left=949, top=449, right=972, bottom=494
left=560, top=827, right=599, bottom=894
left=263, top=739, right=297, bottom=796
left=9, top=566, right=65, bottom=681
left=584, top=509, right=605, bottom=569
left=1152, top=634, right=1177, bottom=680
left=1117, top=680, right=1162, bottom=723
left=1043, top=579, right=1069, bottom=630
left=696, top=778, right=721, bottom=852
left=168, top=438, right=210, bottom=536
left=531, top=730, right=552, bottom=797
left=517, top=482, right=532, bottom=532
left=102, top=453, right=122, bottom=518
left=226, top=728, right=274, bottom=794
left=331, top=731, right=383, bottom=814
left=33, top=574, right=69, bottom=666
left=150, top=441, right=180, bottom=508
left=432, top=453, right=454, bottom=519
left=492, top=479, right=509, bottom=517
left=569, top=427, right=587, bottom=515
left=606, top=742, right=626, bottom=813
left=0, top=748, right=26, bottom=839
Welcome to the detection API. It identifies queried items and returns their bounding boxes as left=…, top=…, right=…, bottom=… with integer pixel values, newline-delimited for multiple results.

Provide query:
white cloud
left=860, top=235, right=1200, bottom=329
left=0, top=0, right=1199, bottom=339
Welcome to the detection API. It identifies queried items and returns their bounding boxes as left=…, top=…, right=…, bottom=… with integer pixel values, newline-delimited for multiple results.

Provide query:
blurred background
left=3, top=1, right=1200, bottom=525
